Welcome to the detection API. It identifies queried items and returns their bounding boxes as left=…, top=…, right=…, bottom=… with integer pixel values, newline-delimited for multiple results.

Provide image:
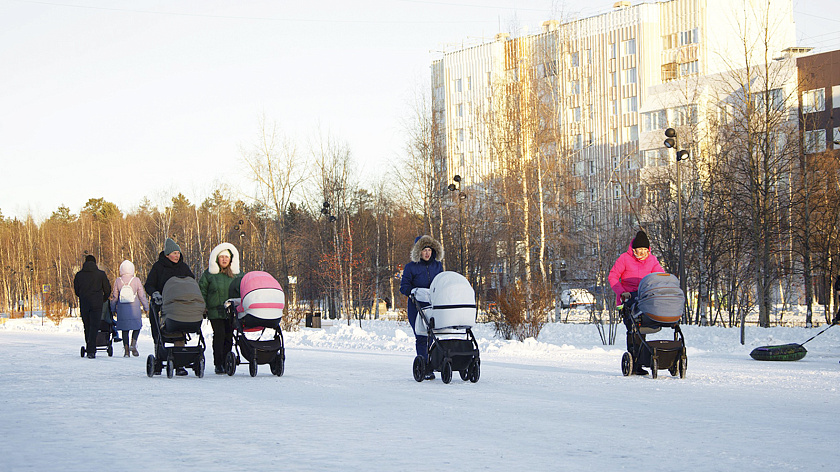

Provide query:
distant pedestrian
left=73, top=255, right=111, bottom=359
left=399, top=235, right=444, bottom=380
left=109, top=260, right=149, bottom=357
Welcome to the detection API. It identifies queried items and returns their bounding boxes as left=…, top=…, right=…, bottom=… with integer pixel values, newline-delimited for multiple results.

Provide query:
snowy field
left=1, top=313, right=839, bottom=471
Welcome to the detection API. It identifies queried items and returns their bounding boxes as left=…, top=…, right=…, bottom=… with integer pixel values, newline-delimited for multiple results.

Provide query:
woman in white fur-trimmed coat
left=198, top=242, right=243, bottom=374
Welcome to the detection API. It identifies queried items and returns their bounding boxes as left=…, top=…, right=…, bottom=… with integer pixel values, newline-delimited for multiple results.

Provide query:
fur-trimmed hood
left=410, top=235, right=444, bottom=263
left=208, top=242, right=241, bottom=275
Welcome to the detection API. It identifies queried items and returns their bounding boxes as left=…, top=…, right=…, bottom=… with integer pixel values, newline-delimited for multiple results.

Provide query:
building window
left=572, top=107, right=582, bottom=122
left=571, top=80, right=581, bottom=95
left=467, top=76, right=472, bottom=91
left=623, top=125, right=639, bottom=142
left=456, top=103, right=463, bottom=117
left=570, top=52, right=579, bottom=67
left=611, top=128, right=619, bottom=143
left=457, top=153, right=465, bottom=167
left=802, top=88, right=825, bottom=113
left=623, top=38, right=636, bottom=55
left=624, top=67, right=637, bottom=84
left=680, top=28, right=700, bottom=45
left=643, top=150, right=658, bottom=167
left=590, top=188, right=597, bottom=202
left=614, top=185, right=621, bottom=200
left=609, top=43, right=616, bottom=59
left=455, top=78, right=462, bottom=92
left=589, top=160, right=596, bottom=174
left=833, top=85, right=840, bottom=109
left=680, top=61, right=699, bottom=77
left=611, top=71, right=618, bottom=87
left=573, top=134, right=583, bottom=149
left=804, top=129, right=826, bottom=154
left=487, top=71, right=492, bottom=86
left=835, top=128, right=840, bottom=150
left=611, top=100, right=618, bottom=115
left=623, top=96, right=638, bottom=112
left=643, top=110, right=667, bottom=131
left=458, top=129, right=465, bottom=142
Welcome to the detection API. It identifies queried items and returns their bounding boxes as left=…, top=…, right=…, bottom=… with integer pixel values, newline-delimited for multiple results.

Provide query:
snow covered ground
left=1, top=313, right=839, bottom=471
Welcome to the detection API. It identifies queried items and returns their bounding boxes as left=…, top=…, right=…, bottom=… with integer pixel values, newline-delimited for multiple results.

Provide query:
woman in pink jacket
left=609, top=230, right=664, bottom=375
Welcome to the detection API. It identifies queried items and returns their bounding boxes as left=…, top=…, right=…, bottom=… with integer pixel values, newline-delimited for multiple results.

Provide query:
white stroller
left=410, top=271, right=480, bottom=384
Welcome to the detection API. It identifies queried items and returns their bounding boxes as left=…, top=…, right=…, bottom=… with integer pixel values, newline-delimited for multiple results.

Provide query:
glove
left=152, top=291, right=162, bottom=305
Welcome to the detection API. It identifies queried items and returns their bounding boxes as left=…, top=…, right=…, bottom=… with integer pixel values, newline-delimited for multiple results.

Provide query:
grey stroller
left=620, top=272, right=687, bottom=379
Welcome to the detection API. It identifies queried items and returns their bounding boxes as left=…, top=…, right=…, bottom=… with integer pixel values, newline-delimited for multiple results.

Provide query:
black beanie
left=84, top=254, right=96, bottom=263
left=632, top=231, right=650, bottom=249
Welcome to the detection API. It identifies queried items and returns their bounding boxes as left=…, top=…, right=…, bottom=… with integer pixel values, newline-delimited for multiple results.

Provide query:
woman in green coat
left=199, top=242, right=243, bottom=374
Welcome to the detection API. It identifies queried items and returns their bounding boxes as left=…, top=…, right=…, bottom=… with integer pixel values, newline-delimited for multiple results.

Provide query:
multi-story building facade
left=431, top=0, right=797, bottom=285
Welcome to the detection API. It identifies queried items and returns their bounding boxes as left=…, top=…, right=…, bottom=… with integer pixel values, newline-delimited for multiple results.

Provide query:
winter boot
left=124, top=344, right=130, bottom=357
left=130, top=340, right=139, bottom=357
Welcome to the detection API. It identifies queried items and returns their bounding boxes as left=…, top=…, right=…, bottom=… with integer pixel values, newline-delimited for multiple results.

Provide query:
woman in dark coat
left=144, top=238, right=195, bottom=298
left=144, top=238, right=194, bottom=375
left=73, top=255, right=111, bottom=359
left=399, top=235, right=444, bottom=379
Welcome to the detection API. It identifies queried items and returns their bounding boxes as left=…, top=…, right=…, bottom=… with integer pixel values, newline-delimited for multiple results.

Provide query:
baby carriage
left=223, top=271, right=286, bottom=377
left=145, top=276, right=207, bottom=378
left=620, top=272, right=687, bottom=379
left=80, top=309, right=117, bottom=358
left=410, top=271, right=480, bottom=384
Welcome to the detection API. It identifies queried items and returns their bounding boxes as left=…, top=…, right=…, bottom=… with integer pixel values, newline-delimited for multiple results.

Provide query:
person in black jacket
left=144, top=238, right=195, bottom=375
left=399, top=235, right=444, bottom=379
left=73, top=255, right=111, bottom=358
left=144, top=238, right=195, bottom=298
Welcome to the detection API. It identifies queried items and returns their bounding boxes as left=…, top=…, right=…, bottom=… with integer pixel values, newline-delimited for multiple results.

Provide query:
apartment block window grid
left=804, top=129, right=826, bottom=154
left=802, top=88, right=825, bottom=113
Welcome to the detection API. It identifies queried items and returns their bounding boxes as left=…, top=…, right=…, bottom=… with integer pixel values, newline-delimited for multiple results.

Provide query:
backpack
left=119, top=277, right=137, bottom=304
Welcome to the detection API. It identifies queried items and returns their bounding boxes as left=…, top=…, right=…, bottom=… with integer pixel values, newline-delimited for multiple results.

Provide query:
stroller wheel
left=412, top=356, right=425, bottom=382
left=651, top=357, right=658, bottom=379
left=166, top=353, right=174, bottom=379
left=270, top=354, right=285, bottom=377
left=441, top=360, right=453, bottom=384
left=679, top=354, right=687, bottom=379
left=195, top=355, right=205, bottom=378
left=146, top=355, right=156, bottom=378
left=469, top=359, right=480, bottom=383
left=80, top=346, right=86, bottom=358
left=225, top=351, right=236, bottom=376
left=621, top=352, right=633, bottom=376
left=249, top=356, right=258, bottom=377
left=459, top=369, right=469, bottom=381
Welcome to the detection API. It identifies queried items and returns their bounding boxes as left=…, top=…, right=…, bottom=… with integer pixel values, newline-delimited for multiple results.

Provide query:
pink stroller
left=223, top=271, right=286, bottom=377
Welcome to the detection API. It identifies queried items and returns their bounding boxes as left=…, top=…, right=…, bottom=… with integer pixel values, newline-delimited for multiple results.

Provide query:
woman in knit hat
left=109, top=260, right=149, bottom=357
left=608, top=230, right=665, bottom=375
left=198, top=242, right=243, bottom=375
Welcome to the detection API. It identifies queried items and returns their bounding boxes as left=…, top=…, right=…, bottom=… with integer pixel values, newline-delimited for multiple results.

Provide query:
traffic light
left=664, top=128, right=677, bottom=148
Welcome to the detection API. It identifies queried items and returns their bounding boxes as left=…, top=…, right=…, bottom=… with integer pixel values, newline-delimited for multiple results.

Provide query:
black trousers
left=80, top=301, right=102, bottom=354
left=210, top=318, right=234, bottom=368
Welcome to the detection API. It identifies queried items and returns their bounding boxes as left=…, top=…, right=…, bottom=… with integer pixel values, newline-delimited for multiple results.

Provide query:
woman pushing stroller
left=609, top=230, right=664, bottom=375
left=399, top=235, right=444, bottom=380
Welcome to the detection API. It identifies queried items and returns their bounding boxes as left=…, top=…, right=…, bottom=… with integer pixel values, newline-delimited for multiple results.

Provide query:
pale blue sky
left=1, top=0, right=837, bottom=220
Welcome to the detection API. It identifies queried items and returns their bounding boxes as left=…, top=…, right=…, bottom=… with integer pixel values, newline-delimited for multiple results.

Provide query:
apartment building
left=797, top=50, right=840, bottom=154
left=432, top=0, right=796, bottom=235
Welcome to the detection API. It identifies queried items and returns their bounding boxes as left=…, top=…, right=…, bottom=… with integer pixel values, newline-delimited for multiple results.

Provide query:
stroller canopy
left=633, top=272, right=684, bottom=324
left=425, top=271, right=476, bottom=330
left=236, top=271, right=285, bottom=321
left=162, top=276, right=206, bottom=323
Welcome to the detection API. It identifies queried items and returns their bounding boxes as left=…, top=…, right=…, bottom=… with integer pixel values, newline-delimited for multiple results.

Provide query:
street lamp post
left=447, top=175, right=467, bottom=274
left=664, top=128, right=689, bottom=303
